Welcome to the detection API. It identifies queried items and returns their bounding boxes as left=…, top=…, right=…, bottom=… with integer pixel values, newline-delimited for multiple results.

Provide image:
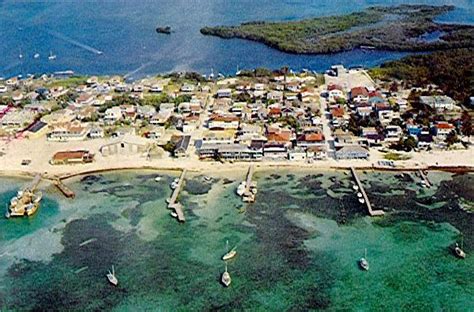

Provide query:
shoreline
left=0, top=161, right=472, bottom=184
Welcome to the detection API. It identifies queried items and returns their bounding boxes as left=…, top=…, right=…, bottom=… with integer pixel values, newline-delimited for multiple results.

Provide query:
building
left=100, top=134, right=153, bottom=157
left=51, top=150, right=94, bottom=165
left=217, top=88, right=232, bottom=98
left=24, top=120, right=48, bottom=139
left=173, top=135, right=191, bottom=158
left=335, top=146, right=369, bottom=160
left=208, top=114, right=240, bottom=130
left=47, top=121, right=90, bottom=142
left=420, top=96, right=456, bottom=111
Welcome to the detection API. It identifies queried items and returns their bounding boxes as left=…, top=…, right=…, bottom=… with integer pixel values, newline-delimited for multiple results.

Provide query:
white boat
left=221, top=263, right=231, bottom=287
left=48, top=51, right=57, bottom=60
left=33, top=53, right=40, bottom=59
left=353, top=185, right=359, bottom=191
left=357, top=192, right=363, bottom=198
left=454, top=238, right=466, bottom=259
left=358, top=198, right=365, bottom=204
left=106, top=265, right=118, bottom=286
left=222, top=240, right=237, bottom=261
left=236, top=182, right=246, bottom=196
left=170, top=211, right=178, bottom=218
left=154, top=176, right=162, bottom=182
left=359, top=248, right=369, bottom=271
left=19, top=49, right=23, bottom=59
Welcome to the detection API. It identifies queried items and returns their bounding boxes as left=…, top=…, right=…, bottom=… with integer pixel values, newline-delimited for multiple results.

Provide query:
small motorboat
left=222, top=240, right=237, bottom=261
left=359, top=248, right=369, bottom=271
left=33, top=53, right=40, bottom=59
left=358, top=198, right=365, bottom=204
left=155, top=176, right=162, bottom=182
left=170, top=211, right=178, bottom=218
left=236, top=182, right=246, bottom=196
left=357, top=192, right=363, bottom=198
left=454, top=240, right=466, bottom=259
left=221, top=263, right=231, bottom=287
left=106, top=265, right=118, bottom=286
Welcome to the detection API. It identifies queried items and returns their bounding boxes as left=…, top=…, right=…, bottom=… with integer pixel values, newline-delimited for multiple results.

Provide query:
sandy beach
left=1, top=136, right=473, bottom=181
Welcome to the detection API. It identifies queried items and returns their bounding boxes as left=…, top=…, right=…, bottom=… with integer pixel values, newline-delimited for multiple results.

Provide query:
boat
left=203, top=176, right=212, bottom=182
left=236, top=182, right=246, bottom=196
left=221, top=263, right=231, bottom=287
left=222, top=240, right=237, bottom=261
left=359, top=248, right=369, bottom=271
left=6, top=189, right=42, bottom=218
left=156, top=26, right=172, bottom=34
left=358, top=198, right=365, bottom=204
left=33, top=53, right=40, bottom=59
left=453, top=237, right=466, bottom=259
left=352, top=185, right=359, bottom=191
left=357, top=192, right=363, bottom=198
left=19, top=49, right=23, bottom=59
left=106, top=265, right=118, bottom=286
left=170, top=211, right=178, bottom=218
left=154, top=176, right=162, bottom=182
left=420, top=180, right=427, bottom=188
left=48, top=51, right=57, bottom=60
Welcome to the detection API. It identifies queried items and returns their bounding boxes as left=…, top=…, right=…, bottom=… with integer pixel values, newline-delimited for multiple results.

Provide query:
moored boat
left=221, top=263, right=231, bottom=287
left=107, top=265, right=118, bottom=286
left=6, top=189, right=42, bottom=218
left=222, top=240, right=237, bottom=261
left=359, top=248, right=369, bottom=271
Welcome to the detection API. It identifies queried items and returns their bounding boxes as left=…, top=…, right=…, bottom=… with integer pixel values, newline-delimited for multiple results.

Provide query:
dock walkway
left=167, top=170, right=187, bottom=222
left=54, top=179, right=75, bottom=198
left=244, top=165, right=255, bottom=196
left=418, top=170, right=432, bottom=188
left=350, top=167, right=384, bottom=217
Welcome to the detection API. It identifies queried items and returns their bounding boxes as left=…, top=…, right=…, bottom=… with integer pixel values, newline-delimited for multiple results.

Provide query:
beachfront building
left=208, top=114, right=240, bottom=130
left=198, top=142, right=263, bottom=161
left=173, top=135, right=191, bottom=158
left=24, top=120, right=48, bottom=139
left=47, top=121, right=90, bottom=142
left=0, top=110, right=36, bottom=131
left=50, top=150, right=94, bottom=165
left=335, top=146, right=369, bottom=160
left=100, top=134, right=153, bottom=157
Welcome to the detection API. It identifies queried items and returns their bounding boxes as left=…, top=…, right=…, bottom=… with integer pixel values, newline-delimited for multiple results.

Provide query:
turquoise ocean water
left=0, top=170, right=472, bottom=311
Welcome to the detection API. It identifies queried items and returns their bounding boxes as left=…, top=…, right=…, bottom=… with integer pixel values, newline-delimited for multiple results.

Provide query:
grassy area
left=46, top=76, right=88, bottom=88
left=201, top=5, right=473, bottom=54
left=384, top=152, right=411, bottom=161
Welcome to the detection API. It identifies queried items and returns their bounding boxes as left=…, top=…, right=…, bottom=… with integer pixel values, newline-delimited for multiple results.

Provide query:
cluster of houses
left=0, top=67, right=468, bottom=165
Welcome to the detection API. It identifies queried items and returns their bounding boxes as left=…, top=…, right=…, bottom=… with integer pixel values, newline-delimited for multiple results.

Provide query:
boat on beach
left=222, top=240, right=237, bottom=261
left=107, top=265, right=118, bottom=286
left=221, top=263, right=231, bottom=287
left=359, top=248, right=369, bottom=271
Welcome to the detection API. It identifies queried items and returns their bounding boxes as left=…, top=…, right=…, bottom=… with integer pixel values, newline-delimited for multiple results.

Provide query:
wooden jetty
left=167, top=170, right=187, bottom=222
left=418, top=170, right=432, bottom=188
left=27, top=174, right=42, bottom=191
left=54, top=179, right=75, bottom=198
left=350, top=167, right=384, bottom=217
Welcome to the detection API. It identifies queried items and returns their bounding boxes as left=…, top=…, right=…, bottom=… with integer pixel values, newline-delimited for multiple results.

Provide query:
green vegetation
left=370, top=48, right=474, bottom=104
left=200, top=5, right=474, bottom=54
left=383, top=152, right=411, bottom=161
left=46, top=76, right=88, bottom=88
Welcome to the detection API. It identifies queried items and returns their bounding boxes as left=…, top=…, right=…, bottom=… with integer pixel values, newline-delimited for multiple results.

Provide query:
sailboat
left=18, top=48, right=23, bottom=60
left=33, top=51, right=40, bottom=59
left=106, top=265, right=118, bottom=286
left=454, top=237, right=466, bottom=259
left=359, top=248, right=369, bottom=271
left=48, top=51, right=57, bottom=60
left=222, top=240, right=237, bottom=261
left=221, top=263, right=231, bottom=287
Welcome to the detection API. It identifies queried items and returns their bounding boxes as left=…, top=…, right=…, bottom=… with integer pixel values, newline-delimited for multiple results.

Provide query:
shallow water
left=0, top=170, right=472, bottom=311
left=0, top=0, right=472, bottom=78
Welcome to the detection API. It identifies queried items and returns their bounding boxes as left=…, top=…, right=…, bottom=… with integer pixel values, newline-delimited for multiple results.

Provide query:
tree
left=445, top=131, right=459, bottom=146
left=461, top=111, right=472, bottom=137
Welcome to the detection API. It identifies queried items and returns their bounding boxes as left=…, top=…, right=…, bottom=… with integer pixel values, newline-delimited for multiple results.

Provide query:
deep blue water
left=0, top=0, right=472, bottom=79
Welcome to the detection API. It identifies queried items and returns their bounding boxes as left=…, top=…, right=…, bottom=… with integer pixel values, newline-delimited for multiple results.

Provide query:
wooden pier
left=167, top=170, right=187, bottom=222
left=244, top=165, right=255, bottom=196
left=26, top=174, right=42, bottom=192
left=418, top=170, right=432, bottom=188
left=350, top=167, right=384, bottom=217
left=54, top=179, right=75, bottom=198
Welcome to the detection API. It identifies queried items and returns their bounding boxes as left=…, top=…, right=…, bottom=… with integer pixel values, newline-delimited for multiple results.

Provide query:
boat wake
left=45, top=29, right=104, bottom=55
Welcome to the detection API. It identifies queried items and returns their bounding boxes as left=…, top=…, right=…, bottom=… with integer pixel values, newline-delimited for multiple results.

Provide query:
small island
left=156, top=26, right=172, bottom=34
left=200, top=5, right=474, bottom=54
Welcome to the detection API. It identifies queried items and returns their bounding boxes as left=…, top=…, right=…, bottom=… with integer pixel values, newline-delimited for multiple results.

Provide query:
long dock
left=350, top=167, right=384, bottom=217
left=418, top=170, right=432, bottom=188
left=25, top=174, right=42, bottom=192
left=244, top=165, right=255, bottom=196
left=167, top=170, right=187, bottom=222
left=54, top=179, right=75, bottom=198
